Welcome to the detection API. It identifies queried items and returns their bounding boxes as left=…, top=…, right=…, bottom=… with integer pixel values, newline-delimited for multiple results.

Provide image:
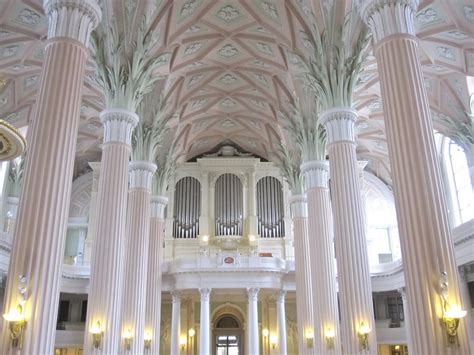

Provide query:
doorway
left=214, top=315, right=243, bottom=355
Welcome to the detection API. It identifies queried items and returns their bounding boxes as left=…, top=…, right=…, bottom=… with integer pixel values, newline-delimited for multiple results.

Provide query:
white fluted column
left=288, top=195, right=315, bottom=354
left=276, top=290, right=288, bottom=355
left=121, top=161, right=156, bottom=353
left=145, top=195, right=168, bottom=354
left=170, top=291, right=182, bottom=355
left=320, top=109, right=376, bottom=354
left=84, top=162, right=100, bottom=265
left=199, top=288, right=211, bottom=355
left=359, top=1, right=471, bottom=353
left=247, top=287, right=260, bottom=355
left=85, top=109, right=138, bottom=353
left=301, top=161, right=341, bottom=354
left=0, top=1, right=100, bottom=354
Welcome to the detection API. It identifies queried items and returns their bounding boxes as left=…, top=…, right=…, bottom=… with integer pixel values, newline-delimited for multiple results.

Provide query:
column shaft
left=85, top=110, right=138, bottom=353
left=121, top=161, right=156, bottom=353
left=359, top=1, right=471, bottom=352
left=145, top=196, right=167, bottom=354
left=247, top=287, right=260, bottom=355
left=84, top=162, right=100, bottom=265
left=1, top=1, right=100, bottom=353
left=301, top=161, right=341, bottom=354
left=289, top=195, right=315, bottom=354
left=199, top=288, right=211, bottom=355
left=321, top=109, right=376, bottom=354
left=277, top=290, right=288, bottom=355
left=170, top=292, right=181, bottom=355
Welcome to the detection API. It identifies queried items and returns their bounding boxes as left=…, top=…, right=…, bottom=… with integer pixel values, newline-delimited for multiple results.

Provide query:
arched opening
left=214, top=315, right=242, bottom=355
left=212, top=305, right=245, bottom=355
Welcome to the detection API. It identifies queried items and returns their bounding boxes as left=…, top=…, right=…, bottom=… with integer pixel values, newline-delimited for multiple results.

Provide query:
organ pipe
left=215, top=174, right=243, bottom=236
left=173, top=177, right=201, bottom=239
left=256, top=177, right=285, bottom=238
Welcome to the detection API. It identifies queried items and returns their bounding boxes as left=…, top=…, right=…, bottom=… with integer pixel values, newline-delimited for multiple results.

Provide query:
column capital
left=247, top=287, right=260, bottom=301
left=100, top=109, right=139, bottom=146
left=171, top=291, right=181, bottom=303
left=277, top=289, right=286, bottom=302
left=301, top=160, right=330, bottom=190
left=150, top=195, right=168, bottom=219
left=44, top=0, right=102, bottom=45
left=129, top=161, right=157, bottom=190
left=357, top=0, right=418, bottom=43
left=319, top=108, right=357, bottom=144
left=199, top=288, right=212, bottom=301
left=288, top=194, right=308, bottom=219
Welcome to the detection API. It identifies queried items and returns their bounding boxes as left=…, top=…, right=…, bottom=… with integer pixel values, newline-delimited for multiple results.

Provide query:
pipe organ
left=215, top=173, right=243, bottom=236
left=173, top=177, right=201, bottom=239
left=256, top=177, right=285, bottom=238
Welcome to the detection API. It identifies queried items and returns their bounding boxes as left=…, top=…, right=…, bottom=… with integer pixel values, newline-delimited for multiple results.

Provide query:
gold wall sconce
left=90, top=321, right=103, bottom=350
left=144, top=331, right=152, bottom=351
left=188, top=328, right=195, bottom=338
left=305, top=329, right=314, bottom=348
left=180, top=335, right=187, bottom=351
left=3, top=275, right=28, bottom=350
left=3, top=304, right=26, bottom=349
left=443, top=305, right=467, bottom=345
left=325, top=328, right=335, bottom=349
left=270, top=335, right=277, bottom=349
left=358, top=322, right=371, bottom=350
left=123, top=328, right=133, bottom=351
left=439, top=271, right=467, bottom=345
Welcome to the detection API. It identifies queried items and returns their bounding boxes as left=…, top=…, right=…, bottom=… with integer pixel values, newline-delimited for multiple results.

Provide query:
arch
left=69, top=172, right=92, bottom=218
left=211, top=303, right=245, bottom=328
left=211, top=303, right=245, bottom=355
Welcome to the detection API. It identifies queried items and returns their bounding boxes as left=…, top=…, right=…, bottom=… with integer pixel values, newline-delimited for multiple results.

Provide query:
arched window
left=215, top=174, right=243, bottom=236
left=173, top=177, right=201, bottom=239
left=442, top=137, right=473, bottom=226
left=363, top=173, right=401, bottom=266
left=256, top=176, right=285, bottom=238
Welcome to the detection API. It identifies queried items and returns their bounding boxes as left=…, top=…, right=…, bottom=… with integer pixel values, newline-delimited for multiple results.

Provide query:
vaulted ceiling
left=0, top=0, right=473, bottom=184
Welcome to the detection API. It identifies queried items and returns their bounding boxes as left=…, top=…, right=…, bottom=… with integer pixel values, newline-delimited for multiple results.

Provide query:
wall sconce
left=123, top=328, right=133, bottom=351
left=262, top=328, right=269, bottom=338
left=89, top=321, right=103, bottom=350
left=439, top=271, right=467, bottom=345
left=443, top=304, right=467, bottom=345
left=188, top=328, right=195, bottom=338
left=202, top=235, right=209, bottom=243
left=3, top=275, right=28, bottom=350
left=305, top=329, right=314, bottom=348
left=249, top=235, right=256, bottom=242
left=180, top=335, right=187, bottom=351
left=325, top=328, right=335, bottom=349
left=3, top=304, right=26, bottom=349
left=144, top=331, right=152, bottom=351
left=358, top=322, right=371, bottom=350
left=270, top=335, right=277, bottom=349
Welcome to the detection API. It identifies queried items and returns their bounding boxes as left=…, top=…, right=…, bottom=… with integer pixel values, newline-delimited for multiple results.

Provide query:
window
left=443, top=139, right=473, bottom=225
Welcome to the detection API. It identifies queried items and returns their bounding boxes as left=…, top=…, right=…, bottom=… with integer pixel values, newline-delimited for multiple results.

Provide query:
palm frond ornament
left=153, top=141, right=179, bottom=196
left=8, top=155, right=24, bottom=197
left=131, top=93, right=173, bottom=162
left=300, top=10, right=370, bottom=111
left=273, top=143, right=303, bottom=196
left=91, top=16, right=168, bottom=111
left=280, top=95, right=327, bottom=163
